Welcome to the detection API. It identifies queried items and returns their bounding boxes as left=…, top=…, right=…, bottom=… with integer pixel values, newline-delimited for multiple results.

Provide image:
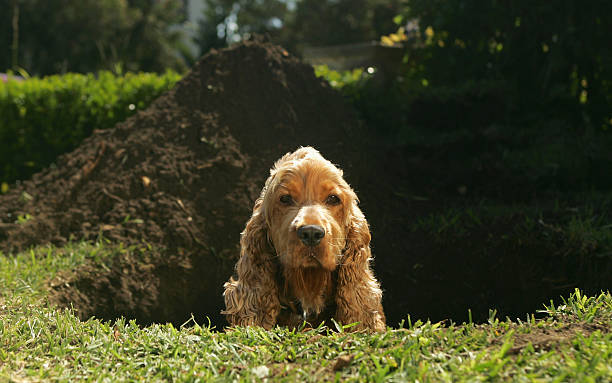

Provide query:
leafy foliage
left=314, top=65, right=365, bottom=89
left=195, top=0, right=290, bottom=55
left=398, top=0, right=612, bottom=130
left=286, top=0, right=401, bottom=51
left=315, top=1, right=612, bottom=190
left=0, top=0, right=187, bottom=75
left=194, top=0, right=403, bottom=55
left=0, top=71, right=181, bottom=186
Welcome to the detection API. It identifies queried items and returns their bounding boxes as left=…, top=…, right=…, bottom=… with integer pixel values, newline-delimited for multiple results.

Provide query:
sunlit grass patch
left=1, top=242, right=96, bottom=301
left=0, top=241, right=152, bottom=302
left=1, top=242, right=611, bottom=381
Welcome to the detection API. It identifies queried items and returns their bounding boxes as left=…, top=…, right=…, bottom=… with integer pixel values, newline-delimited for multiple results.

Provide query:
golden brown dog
left=222, top=147, right=385, bottom=331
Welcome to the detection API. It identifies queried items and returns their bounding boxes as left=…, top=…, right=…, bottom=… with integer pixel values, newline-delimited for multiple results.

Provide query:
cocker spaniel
left=222, top=147, right=385, bottom=331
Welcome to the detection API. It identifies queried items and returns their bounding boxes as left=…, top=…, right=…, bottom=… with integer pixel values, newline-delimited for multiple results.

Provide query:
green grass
left=409, top=196, right=612, bottom=259
left=0, top=70, right=182, bottom=186
left=1, top=243, right=611, bottom=381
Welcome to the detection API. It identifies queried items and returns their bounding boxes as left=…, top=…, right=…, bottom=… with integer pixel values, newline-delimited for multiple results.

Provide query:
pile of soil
left=0, top=39, right=364, bottom=326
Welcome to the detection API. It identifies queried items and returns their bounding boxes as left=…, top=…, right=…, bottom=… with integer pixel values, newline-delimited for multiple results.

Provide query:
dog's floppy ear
left=335, top=200, right=386, bottom=331
left=222, top=196, right=281, bottom=329
left=240, top=198, right=269, bottom=260
left=343, top=201, right=371, bottom=265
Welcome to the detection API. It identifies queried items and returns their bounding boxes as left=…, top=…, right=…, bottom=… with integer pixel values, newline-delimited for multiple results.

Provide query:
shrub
left=0, top=71, right=181, bottom=187
left=398, top=1, right=612, bottom=130
left=316, top=1, right=612, bottom=190
left=0, top=0, right=188, bottom=75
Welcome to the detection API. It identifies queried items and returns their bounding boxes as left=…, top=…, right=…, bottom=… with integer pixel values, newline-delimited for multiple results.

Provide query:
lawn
left=1, top=242, right=610, bottom=381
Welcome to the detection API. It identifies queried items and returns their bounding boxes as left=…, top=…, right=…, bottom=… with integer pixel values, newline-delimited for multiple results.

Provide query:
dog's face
left=261, top=148, right=356, bottom=272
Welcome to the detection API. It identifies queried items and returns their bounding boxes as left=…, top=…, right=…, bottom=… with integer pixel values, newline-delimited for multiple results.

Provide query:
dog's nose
left=297, top=225, right=325, bottom=247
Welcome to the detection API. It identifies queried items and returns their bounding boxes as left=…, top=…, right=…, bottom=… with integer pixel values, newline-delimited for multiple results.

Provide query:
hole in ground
left=48, top=224, right=612, bottom=328
left=376, top=215, right=612, bottom=325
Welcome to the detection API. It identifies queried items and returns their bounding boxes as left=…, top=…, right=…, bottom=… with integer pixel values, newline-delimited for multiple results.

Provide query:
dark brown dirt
left=0, top=39, right=610, bottom=328
left=490, top=321, right=611, bottom=355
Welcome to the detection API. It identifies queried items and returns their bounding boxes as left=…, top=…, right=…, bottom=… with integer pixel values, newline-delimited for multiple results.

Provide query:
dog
left=222, top=147, right=385, bottom=331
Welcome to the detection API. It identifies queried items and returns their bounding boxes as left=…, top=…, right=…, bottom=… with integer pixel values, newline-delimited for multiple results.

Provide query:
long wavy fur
left=334, top=202, right=386, bottom=331
left=222, top=147, right=385, bottom=331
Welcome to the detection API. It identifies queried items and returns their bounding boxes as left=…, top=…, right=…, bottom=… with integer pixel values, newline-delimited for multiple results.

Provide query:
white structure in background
left=178, top=0, right=207, bottom=58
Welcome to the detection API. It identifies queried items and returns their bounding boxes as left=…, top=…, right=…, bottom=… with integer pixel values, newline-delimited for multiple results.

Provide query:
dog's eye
left=325, top=194, right=341, bottom=205
left=279, top=194, right=294, bottom=205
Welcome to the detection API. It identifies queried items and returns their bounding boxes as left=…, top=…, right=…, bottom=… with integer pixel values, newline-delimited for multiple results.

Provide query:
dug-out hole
left=376, top=223, right=612, bottom=325
left=49, top=230, right=612, bottom=329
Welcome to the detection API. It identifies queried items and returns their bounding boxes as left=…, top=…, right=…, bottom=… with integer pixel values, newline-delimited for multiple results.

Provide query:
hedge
left=0, top=71, right=181, bottom=188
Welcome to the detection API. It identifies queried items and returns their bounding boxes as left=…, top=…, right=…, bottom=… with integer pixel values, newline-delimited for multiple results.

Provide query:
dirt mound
left=0, top=40, right=363, bottom=326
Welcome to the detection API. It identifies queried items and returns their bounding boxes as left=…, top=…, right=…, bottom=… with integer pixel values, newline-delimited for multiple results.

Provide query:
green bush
left=316, top=1, right=612, bottom=190
left=398, top=1, right=612, bottom=130
left=0, top=71, right=181, bottom=187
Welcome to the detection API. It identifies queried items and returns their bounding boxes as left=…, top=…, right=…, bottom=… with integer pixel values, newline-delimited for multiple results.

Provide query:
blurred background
left=0, top=0, right=402, bottom=74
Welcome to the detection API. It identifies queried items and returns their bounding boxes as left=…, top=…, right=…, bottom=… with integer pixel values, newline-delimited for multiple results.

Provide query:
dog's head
left=249, top=147, right=361, bottom=272
left=233, top=146, right=374, bottom=319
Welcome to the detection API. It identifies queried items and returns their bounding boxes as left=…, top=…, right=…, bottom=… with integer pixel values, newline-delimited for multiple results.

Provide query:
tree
left=399, top=0, right=612, bottom=128
left=194, top=0, right=402, bottom=56
left=289, top=0, right=400, bottom=49
left=195, top=0, right=289, bottom=55
left=0, top=0, right=187, bottom=75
